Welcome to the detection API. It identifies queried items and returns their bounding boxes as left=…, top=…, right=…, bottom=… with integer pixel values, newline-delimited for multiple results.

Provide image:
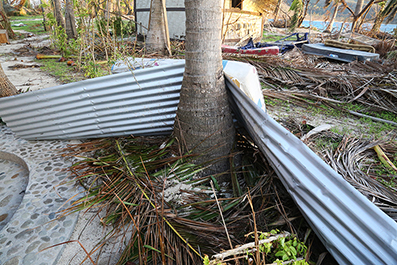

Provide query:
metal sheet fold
left=225, top=76, right=397, bottom=265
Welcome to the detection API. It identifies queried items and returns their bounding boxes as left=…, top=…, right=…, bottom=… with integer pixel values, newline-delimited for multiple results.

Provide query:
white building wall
left=136, top=0, right=186, bottom=40
left=135, top=0, right=263, bottom=42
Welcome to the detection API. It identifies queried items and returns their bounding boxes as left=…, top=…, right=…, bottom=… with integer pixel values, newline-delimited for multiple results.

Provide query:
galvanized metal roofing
left=0, top=62, right=185, bottom=140
left=226, top=76, right=397, bottom=265
left=1, top=61, right=397, bottom=264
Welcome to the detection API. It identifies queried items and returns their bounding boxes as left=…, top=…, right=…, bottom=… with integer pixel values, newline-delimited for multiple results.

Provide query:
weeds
left=39, top=59, right=83, bottom=83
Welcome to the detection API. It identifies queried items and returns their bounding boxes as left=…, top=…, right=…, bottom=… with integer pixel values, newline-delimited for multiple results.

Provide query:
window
left=232, top=0, right=243, bottom=9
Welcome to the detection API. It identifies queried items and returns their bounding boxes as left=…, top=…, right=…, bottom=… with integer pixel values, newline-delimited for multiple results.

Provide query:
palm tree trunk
left=65, top=0, right=77, bottom=39
left=0, top=0, right=15, bottom=39
left=274, top=0, right=283, bottom=21
left=146, top=0, right=167, bottom=54
left=53, top=0, right=65, bottom=29
left=352, top=0, right=364, bottom=31
left=174, top=0, right=235, bottom=176
left=0, top=64, right=17, bottom=98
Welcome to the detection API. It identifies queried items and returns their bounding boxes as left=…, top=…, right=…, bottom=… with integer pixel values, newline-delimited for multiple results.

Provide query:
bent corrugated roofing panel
left=0, top=62, right=185, bottom=140
left=226, top=76, right=397, bottom=264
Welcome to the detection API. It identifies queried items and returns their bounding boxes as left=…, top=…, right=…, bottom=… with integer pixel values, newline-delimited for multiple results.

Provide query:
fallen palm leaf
left=374, top=145, right=397, bottom=172
left=36, top=54, right=63, bottom=59
left=59, top=133, right=306, bottom=264
left=323, top=136, right=397, bottom=219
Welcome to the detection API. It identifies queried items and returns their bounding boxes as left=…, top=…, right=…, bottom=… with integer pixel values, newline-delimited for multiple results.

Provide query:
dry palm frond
left=323, top=136, right=397, bottom=220
left=60, top=133, right=302, bottom=264
left=226, top=52, right=397, bottom=116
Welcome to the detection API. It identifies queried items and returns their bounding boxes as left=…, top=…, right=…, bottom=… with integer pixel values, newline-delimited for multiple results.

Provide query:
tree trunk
left=65, top=0, right=77, bottom=39
left=371, top=3, right=386, bottom=34
left=146, top=0, right=167, bottom=54
left=351, top=0, right=364, bottom=31
left=274, top=0, right=283, bottom=21
left=0, top=0, right=15, bottom=39
left=104, top=0, right=110, bottom=21
left=326, top=2, right=339, bottom=32
left=53, top=0, right=65, bottom=29
left=297, top=0, right=311, bottom=27
left=0, top=64, right=18, bottom=98
left=174, top=0, right=235, bottom=176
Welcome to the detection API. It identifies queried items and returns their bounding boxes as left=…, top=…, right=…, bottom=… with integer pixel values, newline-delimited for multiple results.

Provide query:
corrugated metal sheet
left=225, top=76, right=397, bottom=265
left=0, top=62, right=185, bottom=140
left=2, top=60, right=397, bottom=264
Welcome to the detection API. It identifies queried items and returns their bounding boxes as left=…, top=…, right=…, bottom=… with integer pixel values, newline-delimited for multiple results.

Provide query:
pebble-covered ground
left=0, top=125, right=83, bottom=265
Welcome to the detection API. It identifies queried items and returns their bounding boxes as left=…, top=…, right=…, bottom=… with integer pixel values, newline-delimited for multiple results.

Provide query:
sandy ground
left=1, top=31, right=123, bottom=264
left=0, top=32, right=60, bottom=91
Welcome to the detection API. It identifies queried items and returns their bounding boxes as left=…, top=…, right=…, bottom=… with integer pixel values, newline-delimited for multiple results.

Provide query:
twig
left=210, top=180, right=233, bottom=250
left=347, top=110, right=397, bottom=127
left=212, top=232, right=290, bottom=260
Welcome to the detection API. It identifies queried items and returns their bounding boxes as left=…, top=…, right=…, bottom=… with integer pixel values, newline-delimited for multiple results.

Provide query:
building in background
left=135, top=0, right=276, bottom=44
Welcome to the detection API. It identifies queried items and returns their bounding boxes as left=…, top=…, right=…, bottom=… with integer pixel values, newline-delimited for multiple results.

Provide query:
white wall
left=136, top=0, right=186, bottom=40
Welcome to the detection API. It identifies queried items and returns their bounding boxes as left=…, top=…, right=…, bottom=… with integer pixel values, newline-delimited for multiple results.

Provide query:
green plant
left=39, top=59, right=83, bottom=83
left=81, top=61, right=108, bottom=78
left=274, top=235, right=307, bottom=262
left=262, top=34, right=282, bottom=42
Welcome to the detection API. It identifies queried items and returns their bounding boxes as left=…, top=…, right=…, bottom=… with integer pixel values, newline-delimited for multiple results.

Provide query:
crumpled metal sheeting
left=226, top=76, right=397, bottom=265
left=0, top=63, right=185, bottom=140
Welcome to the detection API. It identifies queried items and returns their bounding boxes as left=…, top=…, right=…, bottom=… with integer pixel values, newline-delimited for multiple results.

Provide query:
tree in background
left=146, top=0, right=168, bottom=54
left=53, top=0, right=65, bottom=29
left=340, top=0, right=376, bottom=32
left=65, top=0, right=77, bottom=39
left=289, top=0, right=311, bottom=29
left=174, top=0, right=235, bottom=177
left=371, top=0, right=397, bottom=33
left=324, top=0, right=341, bottom=32
left=0, top=0, right=15, bottom=39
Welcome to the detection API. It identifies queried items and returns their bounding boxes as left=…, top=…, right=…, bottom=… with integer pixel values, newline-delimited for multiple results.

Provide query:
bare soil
left=0, top=31, right=61, bottom=91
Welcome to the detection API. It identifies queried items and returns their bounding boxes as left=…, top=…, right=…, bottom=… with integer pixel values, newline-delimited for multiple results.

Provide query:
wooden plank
left=161, top=0, right=171, bottom=56
left=341, top=32, right=381, bottom=46
left=0, top=29, right=9, bottom=44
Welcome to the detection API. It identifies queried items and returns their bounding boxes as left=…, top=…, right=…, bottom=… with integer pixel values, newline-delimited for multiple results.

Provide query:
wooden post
left=160, top=0, right=172, bottom=56
left=0, top=29, right=9, bottom=44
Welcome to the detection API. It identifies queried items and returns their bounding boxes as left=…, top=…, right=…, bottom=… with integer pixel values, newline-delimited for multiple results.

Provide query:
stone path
left=0, top=125, right=83, bottom=265
left=0, top=157, right=28, bottom=231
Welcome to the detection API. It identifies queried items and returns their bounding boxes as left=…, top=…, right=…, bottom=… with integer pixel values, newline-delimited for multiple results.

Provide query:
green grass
left=9, top=15, right=42, bottom=20
left=10, top=17, right=47, bottom=35
left=262, top=34, right=282, bottom=43
left=39, top=59, right=84, bottom=83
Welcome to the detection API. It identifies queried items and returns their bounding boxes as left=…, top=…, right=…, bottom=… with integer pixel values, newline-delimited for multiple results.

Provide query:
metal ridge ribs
left=226, top=75, right=397, bottom=265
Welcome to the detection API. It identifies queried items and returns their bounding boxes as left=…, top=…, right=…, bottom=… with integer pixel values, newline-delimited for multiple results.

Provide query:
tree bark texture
left=53, top=0, right=65, bottom=29
left=65, top=0, right=77, bottom=39
left=174, top=0, right=235, bottom=175
left=146, top=0, right=167, bottom=54
left=371, top=4, right=386, bottom=33
left=0, top=64, right=18, bottom=98
left=0, top=0, right=15, bottom=39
